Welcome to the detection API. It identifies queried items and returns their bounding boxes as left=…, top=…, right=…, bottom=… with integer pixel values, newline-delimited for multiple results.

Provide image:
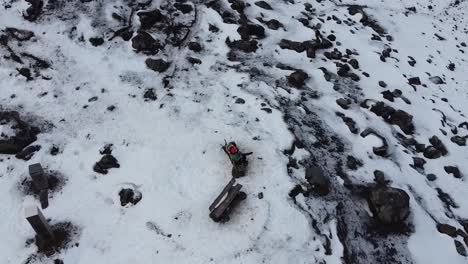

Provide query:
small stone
left=266, top=19, right=283, bottom=30
left=336, top=98, right=351, bottom=109
left=89, top=37, right=104, bottom=46
left=437, top=223, right=457, bottom=237
left=429, top=76, right=445, bottom=84
left=145, top=58, right=170, bottom=73
left=235, top=98, right=245, bottom=104
left=455, top=240, right=467, bottom=257
left=444, top=166, right=462, bottom=178
left=451, top=136, right=466, bottom=146
left=349, top=59, right=359, bottom=69
left=119, top=188, right=142, bottom=206
left=187, top=57, right=202, bottom=65
left=143, top=88, right=157, bottom=101
left=426, top=174, right=437, bottom=181
left=174, top=3, right=193, bottom=14
left=305, top=166, right=330, bottom=196
left=188, top=42, right=202, bottom=52
left=93, top=154, right=120, bottom=174
left=258, top=192, right=264, bottom=199
left=287, top=70, right=309, bottom=88
left=378, top=81, right=387, bottom=88
left=408, top=77, right=421, bottom=85
left=255, top=1, right=272, bottom=10
left=423, top=146, right=442, bottom=159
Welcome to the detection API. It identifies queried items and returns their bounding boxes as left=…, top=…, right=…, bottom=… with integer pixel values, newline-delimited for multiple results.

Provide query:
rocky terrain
left=1, top=0, right=468, bottom=263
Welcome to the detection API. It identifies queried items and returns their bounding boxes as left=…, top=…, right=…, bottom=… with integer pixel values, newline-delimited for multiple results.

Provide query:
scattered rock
left=93, top=154, right=120, bottom=174
left=370, top=102, right=414, bottom=134
left=265, top=19, right=283, bottom=30
left=187, top=57, right=202, bottom=65
left=226, top=38, right=258, bottom=53
left=131, top=32, right=160, bottom=54
left=378, top=81, right=387, bottom=88
left=287, top=70, right=309, bottom=88
left=426, top=174, right=437, bottom=181
left=0, top=111, right=40, bottom=155
left=451, top=136, right=466, bottom=146
left=429, top=136, right=448, bottom=155
left=143, top=88, right=157, bottom=101
left=188, top=42, right=202, bottom=52
left=235, top=98, right=245, bottom=104
left=238, top=23, right=265, bottom=40
left=23, top=0, right=43, bottom=22
left=412, top=157, right=426, bottom=170
left=145, top=58, right=170, bottom=73
left=423, top=146, right=442, bottom=159
left=429, top=76, right=445, bottom=84
left=444, top=166, right=462, bottom=179
left=349, top=59, right=359, bottom=69
left=255, top=1, right=273, bottom=10
left=257, top=192, right=264, bottom=199
left=408, top=77, right=421, bottom=85
left=305, top=166, right=330, bottom=196
left=99, top=144, right=113, bottom=155
left=137, top=9, right=165, bottom=30
left=336, top=98, right=351, bottom=109
left=89, top=37, right=104, bottom=47
left=5, top=27, right=35, bottom=41
left=174, top=3, right=193, bottom=14
left=455, top=240, right=467, bottom=257
left=368, top=186, right=410, bottom=225
left=437, top=223, right=457, bottom=237
left=119, top=188, right=142, bottom=206
left=279, top=39, right=305, bottom=52
left=15, top=145, right=41, bottom=160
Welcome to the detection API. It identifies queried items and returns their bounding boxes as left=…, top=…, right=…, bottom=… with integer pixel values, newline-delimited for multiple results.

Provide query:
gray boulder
left=368, top=186, right=410, bottom=225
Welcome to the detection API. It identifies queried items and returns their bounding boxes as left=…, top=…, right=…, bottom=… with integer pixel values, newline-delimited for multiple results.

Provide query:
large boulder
left=368, top=186, right=410, bottom=225
left=131, top=32, right=160, bottom=54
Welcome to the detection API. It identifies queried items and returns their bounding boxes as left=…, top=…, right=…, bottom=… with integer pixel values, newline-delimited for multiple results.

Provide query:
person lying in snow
left=222, top=141, right=253, bottom=178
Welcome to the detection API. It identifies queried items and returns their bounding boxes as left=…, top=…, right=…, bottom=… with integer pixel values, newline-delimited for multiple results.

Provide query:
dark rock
left=306, top=47, right=316, bottom=58
left=451, top=136, right=466, bottom=146
left=255, top=1, right=272, bottom=10
left=0, top=111, right=40, bottom=155
left=337, top=64, right=350, bottom=76
left=137, top=9, right=165, bottom=30
left=15, top=145, right=41, bottom=160
left=327, top=34, right=336, bottom=41
left=187, top=57, right=202, bottom=64
left=305, top=166, right=330, bottom=196
left=346, top=155, right=363, bottom=170
left=50, top=145, right=60, bottom=156
left=209, top=24, right=220, bottom=32
left=287, top=70, right=309, bottom=88
left=279, top=39, right=305, bottom=52
left=289, top=184, right=304, bottom=198
left=349, top=59, right=359, bottom=69
left=408, top=77, right=421, bottom=85
left=444, top=166, right=462, bottom=178
left=426, top=174, right=437, bottom=181
left=412, top=157, right=426, bottom=169
left=93, top=154, right=120, bottom=174
left=88, top=96, right=98, bottom=102
left=188, top=42, right=202, bottom=52
left=379, top=81, right=387, bottom=88
left=174, top=3, right=193, bottom=14
left=265, top=19, right=283, bottom=30
left=374, top=170, right=388, bottom=185
left=119, top=188, right=142, bottom=206
left=237, top=23, right=265, bottom=40
left=99, top=144, right=113, bottom=155
left=89, top=37, right=104, bottom=47
left=131, top=32, right=160, bottom=54
left=448, top=63, right=455, bottom=71
left=336, top=98, right=351, bottom=109
left=423, top=146, right=442, bottom=159
left=235, top=98, right=245, bottom=104
left=455, top=240, right=467, bottom=257
left=23, top=0, right=43, bottom=22
left=226, top=38, right=258, bottom=53
left=382, top=90, right=395, bottom=102
left=429, top=136, right=448, bottom=155
left=370, top=102, right=414, bottom=134
left=429, top=76, right=445, bottom=84
left=261, top=107, right=272, bottom=113
left=145, top=58, right=170, bottom=73
left=143, top=88, right=157, bottom=101
left=257, top=192, right=264, bottom=199
left=6, top=28, right=35, bottom=41
left=368, top=186, right=410, bottom=225
left=437, top=223, right=457, bottom=237
left=17, top=68, right=33, bottom=81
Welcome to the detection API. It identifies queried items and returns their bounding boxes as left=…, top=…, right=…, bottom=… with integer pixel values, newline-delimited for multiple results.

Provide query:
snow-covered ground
left=0, top=0, right=467, bottom=263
